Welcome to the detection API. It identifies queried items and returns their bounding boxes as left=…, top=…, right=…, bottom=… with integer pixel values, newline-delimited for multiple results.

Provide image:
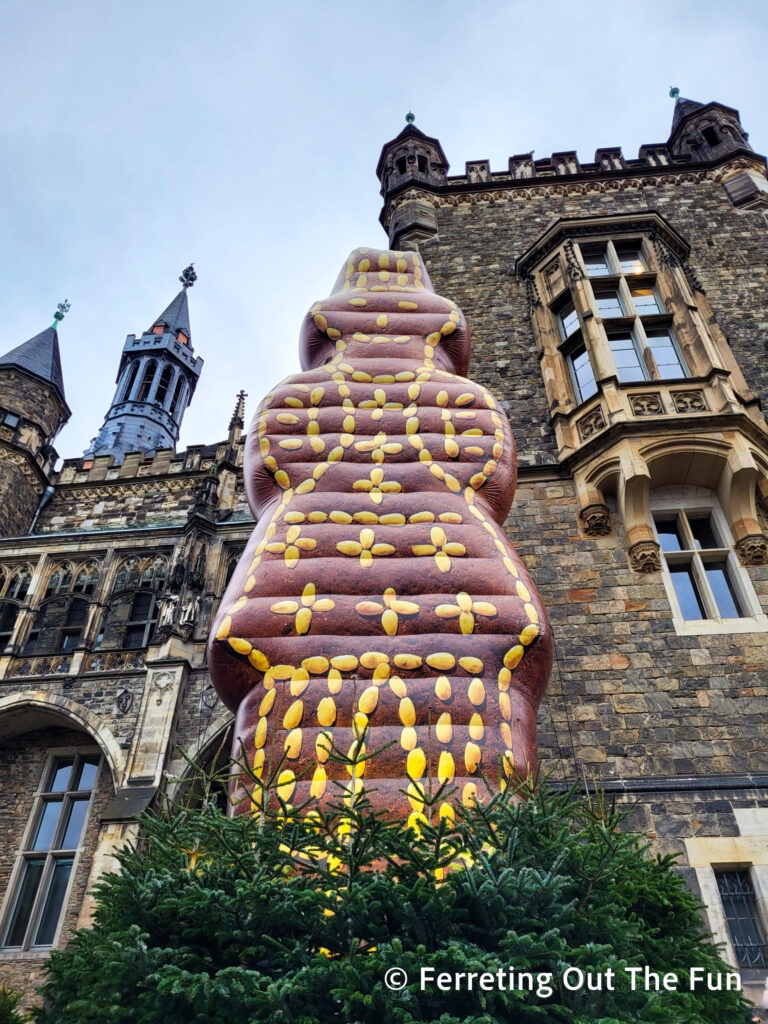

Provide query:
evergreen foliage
left=36, top=747, right=751, bottom=1024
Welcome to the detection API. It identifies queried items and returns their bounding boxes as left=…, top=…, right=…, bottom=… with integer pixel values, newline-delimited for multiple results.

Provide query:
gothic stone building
left=1, top=95, right=767, bottom=1003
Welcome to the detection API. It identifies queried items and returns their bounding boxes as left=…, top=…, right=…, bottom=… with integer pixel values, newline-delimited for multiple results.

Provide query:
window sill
left=670, top=613, right=768, bottom=636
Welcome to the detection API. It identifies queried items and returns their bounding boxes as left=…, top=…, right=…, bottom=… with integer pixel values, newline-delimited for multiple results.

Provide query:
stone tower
left=376, top=119, right=449, bottom=249
left=0, top=306, right=71, bottom=538
left=85, top=266, right=203, bottom=464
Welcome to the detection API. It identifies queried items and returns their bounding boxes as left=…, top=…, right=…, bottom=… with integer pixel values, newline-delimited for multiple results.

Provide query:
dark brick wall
left=0, top=459, right=39, bottom=540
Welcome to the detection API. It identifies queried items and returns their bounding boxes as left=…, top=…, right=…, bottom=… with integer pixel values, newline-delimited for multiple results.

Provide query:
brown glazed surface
left=208, top=248, right=553, bottom=821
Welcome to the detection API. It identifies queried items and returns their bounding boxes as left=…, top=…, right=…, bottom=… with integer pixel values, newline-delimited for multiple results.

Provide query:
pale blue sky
left=1, top=0, right=765, bottom=458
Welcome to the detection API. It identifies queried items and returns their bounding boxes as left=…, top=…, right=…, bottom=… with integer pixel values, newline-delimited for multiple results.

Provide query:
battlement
left=460, top=144, right=677, bottom=186
left=56, top=437, right=244, bottom=486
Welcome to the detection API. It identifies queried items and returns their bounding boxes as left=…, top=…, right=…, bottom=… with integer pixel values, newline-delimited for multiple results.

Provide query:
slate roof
left=150, top=289, right=191, bottom=338
left=0, top=324, right=68, bottom=406
left=670, top=96, right=704, bottom=135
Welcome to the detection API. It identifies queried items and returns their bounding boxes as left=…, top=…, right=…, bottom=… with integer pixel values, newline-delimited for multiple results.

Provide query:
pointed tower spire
left=0, top=309, right=71, bottom=536
left=228, top=389, right=247, bottom=446
left=667, top=93, right=752, bottom=161
left=84, top=268, right=203, bottom=465
left=0, top=306, right=70, bottom=410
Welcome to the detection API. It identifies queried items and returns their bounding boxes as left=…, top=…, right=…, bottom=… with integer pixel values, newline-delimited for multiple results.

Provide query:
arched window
left=170, top=376, right=186, bottom=417
left=1, top=565, right=32, bottom=602
left=119, top=360, right=140, bottom=402
left=102, top=553, right=169, bottom=650
left=113, top=553, right=168, bottom=593
left=136, top=360, right=157, bottom=402
left=24, top=595, right=91, bottom=656
left=155, top=365, right=174, bottom=406
left=46, top=563, right=74, bottom=598
left=46, top=561, right=99, bottom=599
left=0, top=601, right=21, bottom=649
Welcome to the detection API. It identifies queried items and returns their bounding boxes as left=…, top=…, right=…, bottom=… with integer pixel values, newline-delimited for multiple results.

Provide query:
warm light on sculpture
left=208, top=248, right=553, bottom=819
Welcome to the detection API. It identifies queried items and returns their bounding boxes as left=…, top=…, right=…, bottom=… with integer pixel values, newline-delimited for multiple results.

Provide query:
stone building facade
left=1, top=94, right=767, bottom=1003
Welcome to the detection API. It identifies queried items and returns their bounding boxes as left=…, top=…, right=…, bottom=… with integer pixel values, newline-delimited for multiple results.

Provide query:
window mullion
left=692, top=552, right=719, bottom=620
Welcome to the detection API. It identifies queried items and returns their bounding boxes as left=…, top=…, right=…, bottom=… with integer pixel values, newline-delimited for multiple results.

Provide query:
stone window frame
left=649, top=487, right=767, bottom=636
left=0, top=746, right=102, bottom=958
left=685, top=811, right=768, bottom=974
left=547, top=234, right=695, bottom=408
left=516, top=212, right=743, bottom=434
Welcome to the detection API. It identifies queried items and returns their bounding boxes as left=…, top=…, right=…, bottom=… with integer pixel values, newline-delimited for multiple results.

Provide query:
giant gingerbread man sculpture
left=209, top=248, right=553, bottom=820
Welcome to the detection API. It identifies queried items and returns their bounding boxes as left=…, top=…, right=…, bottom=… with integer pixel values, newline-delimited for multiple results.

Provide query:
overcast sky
left=1, top=0, right=766, bottom=459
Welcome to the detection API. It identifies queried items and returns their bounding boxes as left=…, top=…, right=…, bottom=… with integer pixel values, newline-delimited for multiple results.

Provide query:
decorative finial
left=52, top=300, right=71, bottom=328
left=180, top=264, right=197, bottom=289
left=229, top=389, right=247, bottom=430
left=669, top=86, right=680, bottom=100
left=405, top=111, right=415, bottom=125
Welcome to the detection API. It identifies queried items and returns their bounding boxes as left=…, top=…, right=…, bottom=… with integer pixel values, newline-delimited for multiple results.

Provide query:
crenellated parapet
left=378, top=100, right=767, bottom=246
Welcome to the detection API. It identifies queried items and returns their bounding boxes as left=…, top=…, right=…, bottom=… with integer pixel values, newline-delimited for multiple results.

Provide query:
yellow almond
left=399, top=697, right=416, bottom=727
left=468, top=679, right=485, bottom=706
left=438, top=751, right=455, bottom=783
left=284, top=729, right=302, bottom=759
left=435, top=676, right=452, bottom=701
left=394, top=653, right=423, bottom=670
left=407, top=747, right=426, bottom=779
left=469, top=713, right=484, bottom=740
left=435, top=712, right=452, bottom=744
left=358, top=686, right=379, bottom=715
left=465, top=742, right=482, bottom=774
left=426, top=652, right=456, bottom=671
left=317, top=697, right=337, bottom=727
left=302, top=656, right=330, bottom=675
left=283, top=700, right=304, bottom=730
left=459, top=656, right=483, bottom=674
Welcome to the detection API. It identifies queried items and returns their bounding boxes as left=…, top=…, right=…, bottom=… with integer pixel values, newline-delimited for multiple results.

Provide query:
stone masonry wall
left=0, top=726, right=112, bottom=1005
left=418, top=174, right=768, bottom=465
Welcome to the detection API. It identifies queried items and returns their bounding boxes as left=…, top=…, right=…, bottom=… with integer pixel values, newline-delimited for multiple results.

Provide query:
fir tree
left=36, top=745, right=751, bottom=1024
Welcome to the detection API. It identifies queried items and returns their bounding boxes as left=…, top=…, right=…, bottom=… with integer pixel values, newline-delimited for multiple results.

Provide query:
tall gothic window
left=24, top=562, right=100, bottom=656
left=155, top=365, right=174, bottom=406
left=136, top=360, right=157, bottom=402
left=170, top=377, right=186, bottom=416
left=0, top=564, right=33, bottom=650
left=100, top=554, right=168, bottom=650
left=1, top=752, right=101, bottom=951
left=120, top=360, right=140, bottom=402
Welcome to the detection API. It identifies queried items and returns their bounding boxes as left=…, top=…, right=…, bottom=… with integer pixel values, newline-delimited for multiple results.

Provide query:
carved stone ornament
left=628, top=540, right=662, bottom=573
left=735, top=533, right=768, bottom=566
left=579, top=503, right=612, bottom=536
left=208, top=247, right=554, bottom=818
left=672, top=390, right=707, bottom=413
left=116, top=689, right=134, bottom=714
left=577, top=407, right=606, bottom=440
left=563, top=238, right=583, bottom=282
left=152, top=671, right=174, bottom=692
left=201, top=682, right=219, bottom=709
left=631, top=393, right=663, bottom=416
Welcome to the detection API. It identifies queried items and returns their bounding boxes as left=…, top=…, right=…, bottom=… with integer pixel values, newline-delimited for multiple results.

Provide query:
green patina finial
left=669, top=86, right=680, bottom=100
left=52, top=300, right=70, bottom=328
left=179, top=263, right=197, bottom=289
left=405, top=111, right=415, bottom=125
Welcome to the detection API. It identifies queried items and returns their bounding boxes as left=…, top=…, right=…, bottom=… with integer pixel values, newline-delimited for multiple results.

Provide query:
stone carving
left=180, top=594, right=201, bottom=628
left=628, top=540, right=662, bottom=573
left=152, top=671, right=173, bottom=692
left=84, top=651, right=145, bottom=673
left=563, top=239, right=583, bottom=282
left=672, top=390, right=707, bottom=413
left=158, top=592, right=179, bottom=629
left=201, top=682, right=219, bottom=709
left=735, top=533, right=768, bottom=566
left=579, top=503, right=612, bottom=536
left=116, top=689, right=133, bottom=714
left=577, top=407, right=606, bottom=440
left=631, top=393, right=663, bottom=416
left=209, top=248, right=553, bottom=817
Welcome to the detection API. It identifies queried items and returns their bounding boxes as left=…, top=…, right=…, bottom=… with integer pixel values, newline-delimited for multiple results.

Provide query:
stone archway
left=0, top=690, right=125, bottom=789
